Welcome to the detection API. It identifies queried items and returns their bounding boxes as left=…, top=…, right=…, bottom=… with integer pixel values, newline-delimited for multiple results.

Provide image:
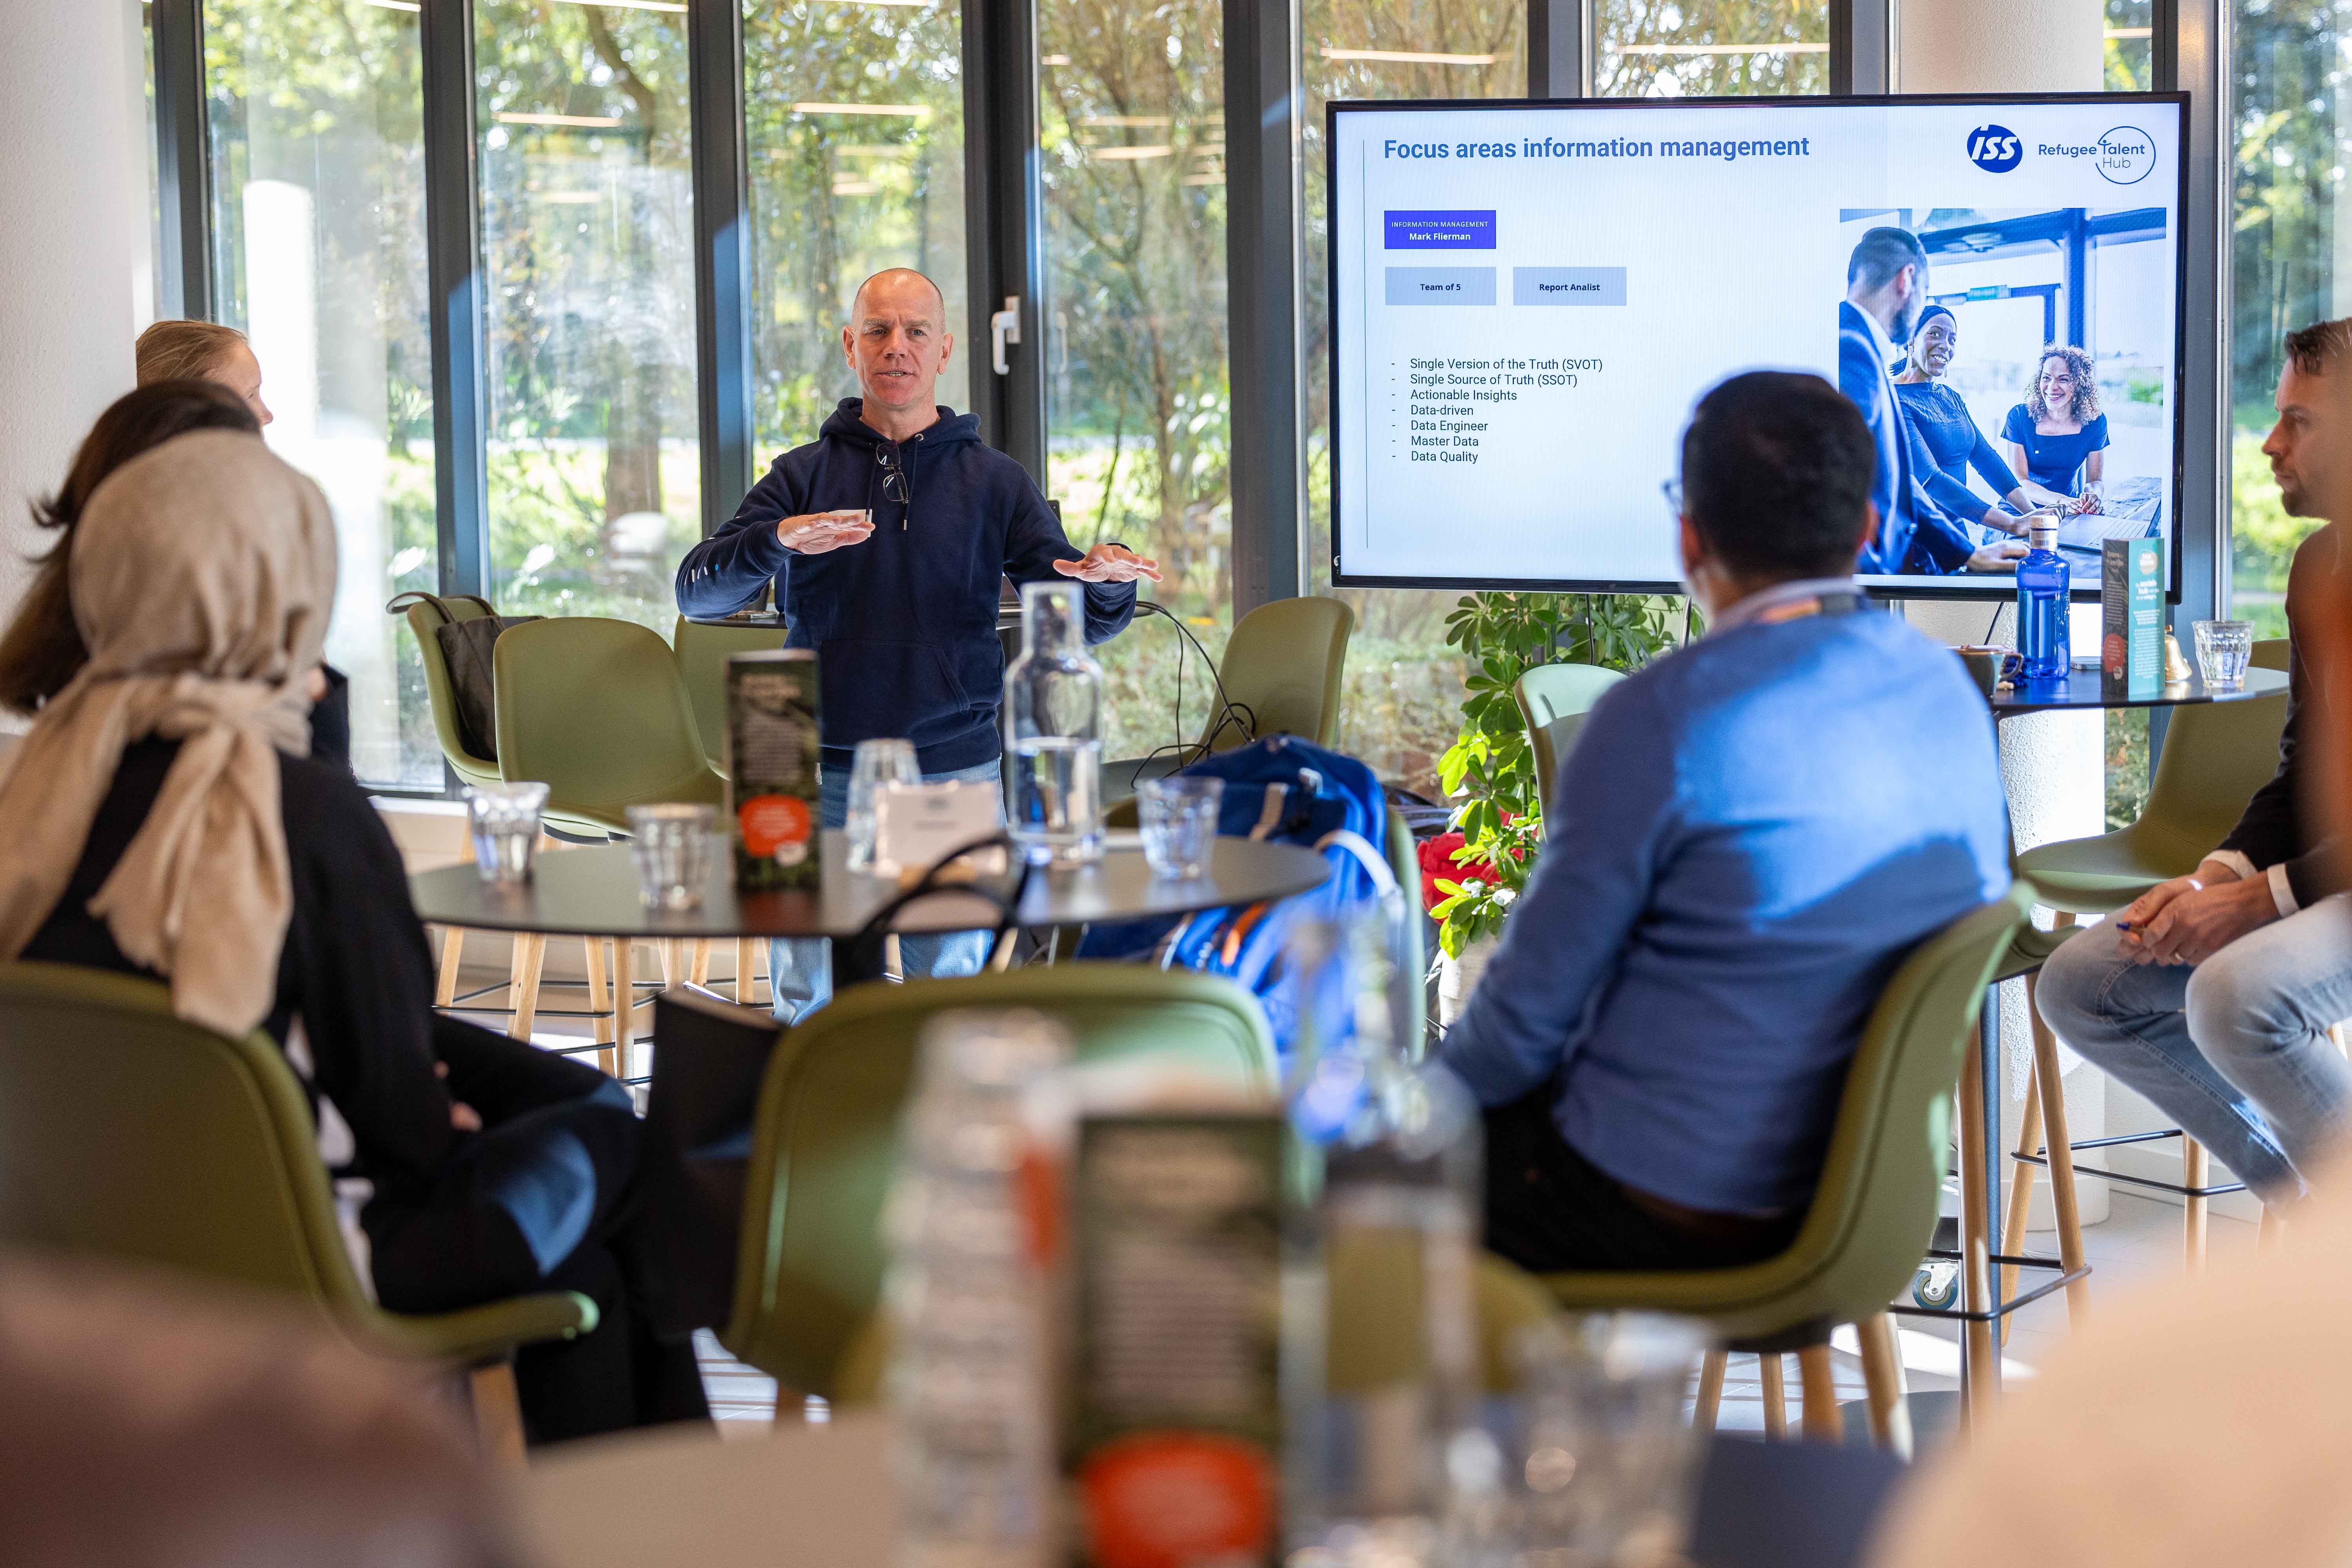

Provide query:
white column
left=1898, top=0, right=2112, bottom=1228
left=0, top=1, right=146, bottom=738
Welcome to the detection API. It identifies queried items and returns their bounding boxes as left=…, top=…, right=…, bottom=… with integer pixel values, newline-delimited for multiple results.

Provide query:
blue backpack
left=1079, top=737, right=1401, bottom=1054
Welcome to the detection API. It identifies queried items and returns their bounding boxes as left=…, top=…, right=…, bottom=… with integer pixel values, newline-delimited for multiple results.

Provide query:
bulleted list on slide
left=1383, top=348, right=1600, bottom=469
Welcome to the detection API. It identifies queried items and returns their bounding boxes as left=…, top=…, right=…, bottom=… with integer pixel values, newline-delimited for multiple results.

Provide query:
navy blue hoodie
left=675, top=400, right=1137, bottom=773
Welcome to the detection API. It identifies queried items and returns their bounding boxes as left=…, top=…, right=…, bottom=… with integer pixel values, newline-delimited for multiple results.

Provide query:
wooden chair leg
left=2027, top=975, right=2091, bottom=1327
left=660, top=938, right=686, bottom=988
left=1795, top=1345, right=1844, bottom=1444
left=690, top=940, right=712, bottom=987
left=734, top=937, right=758, bottom=1006
left=434, top=926, right=465, bottom=1009
left=584, top=936, right=610, bottom=1051
left=2183, top=1135, right=2210, bottom=1271
left=1856, top=1314, right=1912, bottom=1461
left=603, top=939, right=633, bottom=1079
left=1955, top=1026, right=2001, bottom=1419
left=507, top=933, right=547, bottom=1042
left=1759, top=1353, right=1788, bottom=1440
left=1999, top=1059, right=2042, bottom=1342
left=1695, top=1348, right=1728, bottom=1433
left=469, top=1361, right=527, bottom=1465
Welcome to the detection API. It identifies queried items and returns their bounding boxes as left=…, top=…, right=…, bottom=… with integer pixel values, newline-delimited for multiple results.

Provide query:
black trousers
left=363, top=1017, right=708, bottom=1444
left=1480, top=1088, right=1800, bottom=1274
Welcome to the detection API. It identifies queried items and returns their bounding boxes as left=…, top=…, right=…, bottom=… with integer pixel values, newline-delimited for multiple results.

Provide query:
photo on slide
left=1835, top=204, right=2174, bottom=585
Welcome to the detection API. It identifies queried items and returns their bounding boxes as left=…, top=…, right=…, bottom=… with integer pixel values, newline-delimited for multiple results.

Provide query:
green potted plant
left=1427, top=593, right=1679, bottom=1018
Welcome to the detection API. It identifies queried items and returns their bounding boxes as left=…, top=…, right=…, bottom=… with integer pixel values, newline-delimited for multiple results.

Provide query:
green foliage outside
left=1428, top=595, right=1679, bottom=958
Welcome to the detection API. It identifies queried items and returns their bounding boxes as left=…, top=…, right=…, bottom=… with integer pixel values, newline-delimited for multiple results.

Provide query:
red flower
left=1416, top=831, right=1501, bottom=915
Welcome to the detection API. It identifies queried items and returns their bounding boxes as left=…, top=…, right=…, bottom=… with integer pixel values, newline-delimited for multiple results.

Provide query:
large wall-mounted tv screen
left=1327, top=94, right=2188, bottom=599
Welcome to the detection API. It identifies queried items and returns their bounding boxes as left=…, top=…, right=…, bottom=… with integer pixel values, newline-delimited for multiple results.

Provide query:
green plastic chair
left=400, top=595, right=502, bottom=792
left=1211, top=595, right=1355, bottom=752
left=493, top=617, right=725, bottom=839
left=672, top=615, right=791, bottom=778
left=2011, top=639, right=2290, bottom=915
left=0, top=962, right=595, bottom=1454
left=1513, top=662, right=1626, bottom=811
left=1535, top=884, right=2035, bottom=1451
left=719, top=967, right=1279, bottom=1400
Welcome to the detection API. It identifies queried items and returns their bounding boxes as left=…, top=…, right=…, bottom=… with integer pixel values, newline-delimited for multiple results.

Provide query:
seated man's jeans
left=767, top=757, right=1001, bottom=1024
left=2034, top=895, right=2352, bottom=1203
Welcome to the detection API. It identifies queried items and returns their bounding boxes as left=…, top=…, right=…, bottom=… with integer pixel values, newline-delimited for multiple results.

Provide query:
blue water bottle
left=2016, top=519, right=2069, bottom=680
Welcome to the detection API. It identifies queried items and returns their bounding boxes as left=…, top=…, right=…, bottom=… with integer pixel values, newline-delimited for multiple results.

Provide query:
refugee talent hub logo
left=1966, top=124, right=2023, bottom=172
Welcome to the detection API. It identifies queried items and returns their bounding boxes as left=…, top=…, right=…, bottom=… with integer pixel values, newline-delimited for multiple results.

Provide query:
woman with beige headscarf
left=0, top=431, right=705, bottom=1443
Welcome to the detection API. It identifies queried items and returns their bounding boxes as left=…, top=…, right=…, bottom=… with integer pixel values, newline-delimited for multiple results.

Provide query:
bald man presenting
left=677, top=269, right=1158, bottom=1020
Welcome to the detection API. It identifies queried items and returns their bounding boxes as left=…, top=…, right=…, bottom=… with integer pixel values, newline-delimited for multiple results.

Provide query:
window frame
left=145, top=0, right=2225, bottom=796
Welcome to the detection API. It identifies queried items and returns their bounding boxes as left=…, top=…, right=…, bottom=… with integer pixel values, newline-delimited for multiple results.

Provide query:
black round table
left=1987, top=663, right=2286, bottom=716
left=413, top=829, right=1331, bottom=1058
left=411, top=829, right=1329, bottom=940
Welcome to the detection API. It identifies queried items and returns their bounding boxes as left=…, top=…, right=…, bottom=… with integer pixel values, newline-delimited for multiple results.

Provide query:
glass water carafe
left=1003, top=581, right=1104, bottom=866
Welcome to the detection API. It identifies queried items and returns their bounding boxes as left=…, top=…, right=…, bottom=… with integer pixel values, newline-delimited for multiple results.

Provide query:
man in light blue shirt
left=1439, top=370, right=2011, bottom=1273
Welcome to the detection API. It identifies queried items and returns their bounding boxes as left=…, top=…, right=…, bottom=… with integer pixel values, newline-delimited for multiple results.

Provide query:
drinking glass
left=1137, top=776, right=1223, bottom=880
left=464, top=782, right=548, bottom=886
left=846, top=738, right=920, bottom=872
left=2193, top=619, right=2253, bottom=690
left=626, top=803, right=716, bottom=909
left=1443, top=1313, right=1711, bottom=1568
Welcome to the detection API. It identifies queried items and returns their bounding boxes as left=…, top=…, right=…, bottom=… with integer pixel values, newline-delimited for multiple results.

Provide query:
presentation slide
left=1328, top=96, right=2186, bottom=597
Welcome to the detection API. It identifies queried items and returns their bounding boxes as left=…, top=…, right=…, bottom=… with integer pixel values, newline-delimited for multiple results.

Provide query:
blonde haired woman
left=134, top=319, right=273, bottom=426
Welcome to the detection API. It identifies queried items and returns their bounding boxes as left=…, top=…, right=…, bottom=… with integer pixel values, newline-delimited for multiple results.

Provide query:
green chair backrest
left=403, top=596, right=501, bottom=788
left=0, top=962, right=369, bottom=1327
left=1211, top=597, right=1354, bottom=751
left=721, top=967, right=1278, bottom=1397
left=2252, top=636, right=2290, bottom=673
left=673, top=615, right=791, bottom=776
left=2118, top=665, right=2291, bottom=873
left=493, top=618, right=723, bottom=835
left=1540, top=884, right=2034, bottom=1342
left=1513, top=663, right=1626, bottom=812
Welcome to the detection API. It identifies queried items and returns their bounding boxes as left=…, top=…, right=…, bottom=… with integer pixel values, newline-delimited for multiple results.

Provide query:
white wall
left=0, top=1, right=146, bottom=733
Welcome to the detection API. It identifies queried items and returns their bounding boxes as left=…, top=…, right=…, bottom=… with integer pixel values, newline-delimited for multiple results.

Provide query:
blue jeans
left=2034, top=897, right=2352, bottom=1203
left=768, top=757, right=1002, bottom=1024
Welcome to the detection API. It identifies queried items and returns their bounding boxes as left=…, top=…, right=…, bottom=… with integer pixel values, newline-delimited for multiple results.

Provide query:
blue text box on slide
left=1384, top=210, right=1496, bottom=250
left=1513, top=267, right=1627, bottom=307
left=1385, top=267, right=1497, bottom=306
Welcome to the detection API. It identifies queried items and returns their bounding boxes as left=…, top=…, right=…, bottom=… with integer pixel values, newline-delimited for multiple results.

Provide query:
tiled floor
left=1708, top=1187, right=2258, bottom=1444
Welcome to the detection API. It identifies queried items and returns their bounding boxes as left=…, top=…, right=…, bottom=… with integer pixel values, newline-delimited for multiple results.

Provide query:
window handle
left=990, top=296, right=1022, bottom=377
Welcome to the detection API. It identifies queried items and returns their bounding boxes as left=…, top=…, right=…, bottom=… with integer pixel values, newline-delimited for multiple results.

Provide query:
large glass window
left=744, top=0, right=969, bottom=463
left=1301, top=3, right=1523, bottom=795
left=2229, top=0, right=2348, bottom=636
left=1593, top=0, right=1829, bottom=98
left=475, top=0, right=699, bottom=630
left=1038, top=0, right=1229, bottom=762
left=2104, top=0, right=2154, bottom=90
left=204, top=0, right=440, bottom=789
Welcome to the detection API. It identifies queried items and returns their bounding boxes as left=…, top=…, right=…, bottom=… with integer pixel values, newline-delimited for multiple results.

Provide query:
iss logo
left=1965, top=125, right=2024, bottom=172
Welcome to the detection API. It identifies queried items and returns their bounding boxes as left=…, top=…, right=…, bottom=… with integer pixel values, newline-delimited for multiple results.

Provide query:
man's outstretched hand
left=1053, top=543, right=1163, bottom=583
left=776, top=510, right=875, bottom=554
